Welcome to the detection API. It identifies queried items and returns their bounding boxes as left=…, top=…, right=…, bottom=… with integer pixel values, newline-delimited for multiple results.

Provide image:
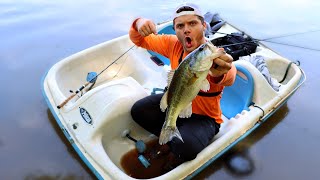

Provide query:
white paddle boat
left=42, top=18, right=305, bottom=179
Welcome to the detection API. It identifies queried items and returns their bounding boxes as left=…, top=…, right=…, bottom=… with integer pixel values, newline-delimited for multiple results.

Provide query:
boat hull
left=42, top=21, right=306, bottom=179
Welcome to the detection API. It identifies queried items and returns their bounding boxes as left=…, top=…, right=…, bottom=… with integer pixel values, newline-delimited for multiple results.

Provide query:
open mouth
left=185, top=37, right=192, bottom=48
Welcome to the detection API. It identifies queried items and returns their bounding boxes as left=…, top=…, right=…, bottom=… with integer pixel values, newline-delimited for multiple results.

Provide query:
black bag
left=211, top=32, right=258, bottom=60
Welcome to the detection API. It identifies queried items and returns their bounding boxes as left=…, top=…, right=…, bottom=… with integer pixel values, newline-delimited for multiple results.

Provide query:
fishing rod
left=57, top=45, right=136, bottom=109
left=213, top=29, right=320, bottom=41
left=57, top=28, right=318, bottom=109
left=212, top=30, right=320, bottom=51
left=219, top=37, right=320, bottom=52
left=256, top=40, right=320, bottom=52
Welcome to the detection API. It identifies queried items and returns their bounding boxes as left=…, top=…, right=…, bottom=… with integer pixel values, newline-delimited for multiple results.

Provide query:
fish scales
left=159, top=42, right=223, bottom=145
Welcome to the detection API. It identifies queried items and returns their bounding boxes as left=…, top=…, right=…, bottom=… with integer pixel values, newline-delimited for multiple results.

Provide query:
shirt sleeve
left=209, top=63, right=236, bottom=86
left=129, top=18, right=178, bottom=59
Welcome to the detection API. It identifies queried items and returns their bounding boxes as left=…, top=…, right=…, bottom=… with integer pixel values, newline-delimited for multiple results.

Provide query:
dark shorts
left=131, top=93, right=220, bottom=161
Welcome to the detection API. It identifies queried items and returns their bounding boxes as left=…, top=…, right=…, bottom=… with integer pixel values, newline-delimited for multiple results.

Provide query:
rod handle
left=57, top=82, right=90, bottom=109
left=57, top=93, right=77, bottom=109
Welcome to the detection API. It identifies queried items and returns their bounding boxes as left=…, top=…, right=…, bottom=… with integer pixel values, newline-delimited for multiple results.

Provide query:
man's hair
left=173, top=15, right=205, bottom=30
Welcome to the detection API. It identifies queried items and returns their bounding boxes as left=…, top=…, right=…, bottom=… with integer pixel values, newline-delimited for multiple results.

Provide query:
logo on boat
left=79, top=107, right=93, bottom=124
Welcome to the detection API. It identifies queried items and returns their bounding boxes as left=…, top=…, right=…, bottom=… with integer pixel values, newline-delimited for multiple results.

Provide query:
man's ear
left=203, top=21, right=207, bottom=29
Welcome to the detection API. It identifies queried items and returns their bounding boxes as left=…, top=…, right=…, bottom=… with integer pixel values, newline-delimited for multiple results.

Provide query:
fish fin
left=179, top=103, right=192, bottom=118
left=160, top=91, right=168, bottom=112
left=187, top=72, right=199, bottom=86
left=167, top=70, right=175, bottom=86
left=159, top=126, right=183, bottom=145
left=200, top=78, right=210, bottom=92
left=207, top=41, right=218, bottom=51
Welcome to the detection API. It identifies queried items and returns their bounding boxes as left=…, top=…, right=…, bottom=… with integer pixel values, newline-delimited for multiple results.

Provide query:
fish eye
left=199, top=46, right=204, bottom=51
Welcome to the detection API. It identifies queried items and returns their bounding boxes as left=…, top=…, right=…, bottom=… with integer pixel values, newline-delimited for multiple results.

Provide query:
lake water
left=1, top=0, right=320, bottom=179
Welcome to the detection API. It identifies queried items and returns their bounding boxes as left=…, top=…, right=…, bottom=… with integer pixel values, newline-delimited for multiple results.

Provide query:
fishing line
left=94, top=45, right=136, bottom=79
left=259, top=40, right=320, bottom=52
left=212, top=29, right=320, bottom=41
left=58, top=26, right=319, bottom=108
left=212, top=30, right=320, bottom=51
left=111, top=50, right=131, bottom=79
left=57, top=44, right=136, bottom=109
left=219, top=38, right=320, bottom=52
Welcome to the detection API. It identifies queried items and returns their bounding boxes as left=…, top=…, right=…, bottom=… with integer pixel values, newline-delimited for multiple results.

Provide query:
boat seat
left=220, top=65, right=254, bottom=119
left=147, top=24, right=175, bottom=66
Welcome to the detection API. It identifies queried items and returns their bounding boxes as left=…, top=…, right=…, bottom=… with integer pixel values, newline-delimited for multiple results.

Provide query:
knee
left=130, top=101, right=143, bottom=123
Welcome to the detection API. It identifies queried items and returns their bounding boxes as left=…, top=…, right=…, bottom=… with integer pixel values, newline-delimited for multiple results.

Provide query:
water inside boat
left=121, top=138, right=172, bottom=179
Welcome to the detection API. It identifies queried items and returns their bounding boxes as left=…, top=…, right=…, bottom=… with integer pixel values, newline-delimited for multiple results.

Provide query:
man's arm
left=129, top=18, right=177, bottom=58
left=129, top=18, right=157, bottom=46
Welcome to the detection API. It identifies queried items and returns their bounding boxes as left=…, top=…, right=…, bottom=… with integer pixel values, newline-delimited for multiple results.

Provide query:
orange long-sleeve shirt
left=129, top=20, right=236, bottom=123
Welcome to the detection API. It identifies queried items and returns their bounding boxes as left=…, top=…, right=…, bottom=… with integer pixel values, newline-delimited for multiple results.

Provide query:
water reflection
left=25, top=173, right=85, bottom=180
left=223, top=148, right=255, bottom=176
left=46, top=109, right=96, bottom=179
left=194, top=103, right=289, bottom=179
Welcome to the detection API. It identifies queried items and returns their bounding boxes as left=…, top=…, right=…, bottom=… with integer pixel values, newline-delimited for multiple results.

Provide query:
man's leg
left=162, top=114, right=220, bottom=172
left=131, top=94, right=220, bottom=168
left=131, top=93, right=165, bottom=136
left=169, top=114, right=221, bottom=160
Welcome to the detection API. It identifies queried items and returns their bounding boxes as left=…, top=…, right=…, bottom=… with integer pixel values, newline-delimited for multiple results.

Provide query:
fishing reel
left=69, top=72, right=98, bottom=97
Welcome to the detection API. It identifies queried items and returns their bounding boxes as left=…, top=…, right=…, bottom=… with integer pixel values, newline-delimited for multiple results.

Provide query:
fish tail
left=159, top=126, right=183, bottom=145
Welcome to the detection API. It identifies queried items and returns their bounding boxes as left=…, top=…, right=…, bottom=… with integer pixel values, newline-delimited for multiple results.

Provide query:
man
left=129, top=3, right=236, bottom=170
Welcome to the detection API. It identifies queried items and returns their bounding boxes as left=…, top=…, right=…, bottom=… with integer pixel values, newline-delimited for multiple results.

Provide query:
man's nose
left=184, top=25, right=191, bottom=34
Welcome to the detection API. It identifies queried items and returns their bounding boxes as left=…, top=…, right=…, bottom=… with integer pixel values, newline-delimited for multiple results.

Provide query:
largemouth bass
left=159, top=42, right=224, bottom=145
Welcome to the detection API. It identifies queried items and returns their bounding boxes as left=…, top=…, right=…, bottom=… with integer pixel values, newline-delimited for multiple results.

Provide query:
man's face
left=174, top=15, right=206, bottom=53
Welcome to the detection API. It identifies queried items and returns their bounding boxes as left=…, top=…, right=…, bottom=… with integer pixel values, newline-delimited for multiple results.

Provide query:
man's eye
left=176, top=24, right=183, bottom=29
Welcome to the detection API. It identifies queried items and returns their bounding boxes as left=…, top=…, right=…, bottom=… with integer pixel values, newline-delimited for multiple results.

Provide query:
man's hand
left=209, top=48, right=233, bottom=78
left=135, top=18, right=157, bottom=37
